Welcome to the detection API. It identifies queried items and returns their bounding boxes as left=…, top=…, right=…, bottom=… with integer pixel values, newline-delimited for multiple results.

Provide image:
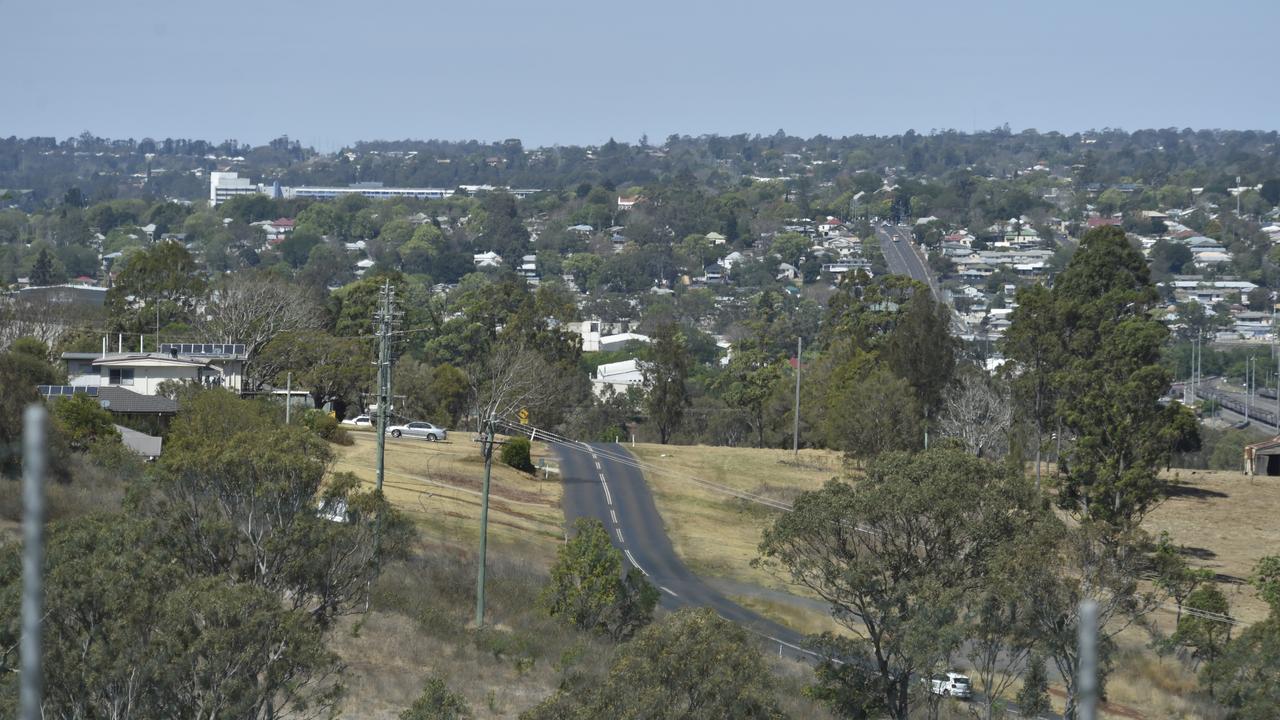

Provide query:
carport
left=1243, top=436, right=1280, bottom=476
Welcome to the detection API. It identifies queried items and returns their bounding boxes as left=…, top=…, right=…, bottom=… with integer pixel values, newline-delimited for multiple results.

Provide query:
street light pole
left=792, top=336, right=802, bottom=458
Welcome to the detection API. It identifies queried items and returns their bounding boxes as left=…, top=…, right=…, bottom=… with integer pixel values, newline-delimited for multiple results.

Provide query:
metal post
left=1077, top=600, right=1099, bottom=720
left=285, top=371, right=292, bottom=425
left=475, top=418, right=495, bottom=628
left=793, top=336, right=802, bottom=458
left=21, top=405, right=47, bottom=720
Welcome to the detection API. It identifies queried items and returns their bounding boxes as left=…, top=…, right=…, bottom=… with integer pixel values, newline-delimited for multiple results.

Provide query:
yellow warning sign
left=518, top=408, right=530, bottom=425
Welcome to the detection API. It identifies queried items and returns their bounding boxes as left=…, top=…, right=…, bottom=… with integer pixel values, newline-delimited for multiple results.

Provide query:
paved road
left=556, top=441, right=816, bottom=659
left=876, top=223, right=938, bottom=299
left=554, top=440, right=1060, bottom=717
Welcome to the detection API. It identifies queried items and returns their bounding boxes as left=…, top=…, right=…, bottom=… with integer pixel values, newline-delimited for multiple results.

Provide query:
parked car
left=386, top=421, right=448, bottom=441
left=927, top=672, right=972, bottom=699
left=341, top=415, right=373, bottom=427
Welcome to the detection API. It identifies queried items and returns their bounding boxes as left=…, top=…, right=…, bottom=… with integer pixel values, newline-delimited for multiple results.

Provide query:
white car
left=341, top=415, right=373, bottom=427
left=927, top=672, right=972, bottom=699
left=386, top=421, right=448, bottom=441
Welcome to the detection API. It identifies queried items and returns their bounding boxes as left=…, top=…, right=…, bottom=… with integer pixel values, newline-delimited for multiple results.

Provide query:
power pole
left=372, top=281, right=400, bottom=571
left=475, top=417, right=496, bottom=628
left=373, top=280, right=399, bottom=494
left=792, top=336, right=802, bottom=458
left=285, top=371, right=292, bottom=425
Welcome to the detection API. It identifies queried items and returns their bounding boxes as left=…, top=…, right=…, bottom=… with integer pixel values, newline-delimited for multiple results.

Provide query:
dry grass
left=1144, top=467, right=1280, bottom=624
left=334, top=431, right=565, bottom=566
left=628, top=443, right=840, bottom=589
left=332, top=541, right=615, bottom=719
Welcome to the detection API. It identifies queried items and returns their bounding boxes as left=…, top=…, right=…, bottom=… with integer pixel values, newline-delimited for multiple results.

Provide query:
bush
left=299, top=409, right=353, bottom=446
left=500, top=436, right=534, bottom=473
left=399, top=675, right=473, bottom=720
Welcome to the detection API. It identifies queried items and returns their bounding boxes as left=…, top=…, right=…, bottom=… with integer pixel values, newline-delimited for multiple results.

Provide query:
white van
left=928, top=672, right=972, bottom=699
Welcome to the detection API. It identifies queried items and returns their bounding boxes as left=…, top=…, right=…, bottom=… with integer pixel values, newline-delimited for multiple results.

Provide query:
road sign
left=518, top=408, right=529, bottom=425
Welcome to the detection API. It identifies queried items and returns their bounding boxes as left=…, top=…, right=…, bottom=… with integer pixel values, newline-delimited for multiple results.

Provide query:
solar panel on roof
left=37, top=385, right=99, bottom=397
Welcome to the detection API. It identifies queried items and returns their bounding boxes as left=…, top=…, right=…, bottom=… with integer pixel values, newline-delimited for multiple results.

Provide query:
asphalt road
left=554, top=440, right=1060, bottom=717
left=555, top=441, right=818, bottom=659
left=876, top=223, right=939, bottom=299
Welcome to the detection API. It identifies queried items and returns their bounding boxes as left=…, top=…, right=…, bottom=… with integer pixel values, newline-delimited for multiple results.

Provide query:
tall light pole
left=792, top=336, right=802, bottom=458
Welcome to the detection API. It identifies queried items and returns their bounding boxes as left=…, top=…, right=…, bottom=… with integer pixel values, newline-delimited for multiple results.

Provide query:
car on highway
left=926, top=671, right=972, bottom=699
left=385, top=421, right=448, bottom=441
left=341, top=414, right=373, bottom=427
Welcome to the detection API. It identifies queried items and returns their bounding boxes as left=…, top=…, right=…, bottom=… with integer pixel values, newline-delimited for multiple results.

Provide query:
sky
left=5, top=0, right=1278, bottom=150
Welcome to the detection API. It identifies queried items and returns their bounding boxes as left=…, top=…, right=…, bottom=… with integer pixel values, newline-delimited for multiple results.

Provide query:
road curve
left=556, top=441, right=816, bottom=658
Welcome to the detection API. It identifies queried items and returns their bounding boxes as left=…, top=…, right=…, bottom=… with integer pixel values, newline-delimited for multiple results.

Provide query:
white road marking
left=610, top=509, right=618, bottom=524
left=594, top=460, right=602, bottom=470
left=660, top=586, right=679, bottom=598
left=624, top=549, right=647, bottom=576
left=615, top=527, right=625, bottom=543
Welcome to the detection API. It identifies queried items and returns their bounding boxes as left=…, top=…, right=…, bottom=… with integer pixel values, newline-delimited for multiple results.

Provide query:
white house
left=63, top=353, right=234, bottom=395
left=598, top=332, right=650, bottom=352
left=473, top=251, right=503, bottom=268
left=62, top=343, right=247, bottom=396
left=592, top=358, right=645, bottom=397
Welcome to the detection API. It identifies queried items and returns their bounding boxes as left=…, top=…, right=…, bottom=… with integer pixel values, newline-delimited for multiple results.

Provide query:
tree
left=759, top=449, right=1035, bottom=719
left=803, top=634, right=889, bottom=719
left=881, top=289, right=956, bottom=419
left=542, top=517, right=656, bottom=641
left=1049, top=226, right=1196, bottom=528
left=1151, top=530, right=1213, bottom=623
left=28, top=246, right=57, bottom=285
left=106, top=240, right=206, bottom=330
left=641, top=322, right=692, bottom=443
left=397, top=360, right=469, bottom=427
left=1203, top=556, right=1280, bottom=716
left=938, top=369, right=1011, bottom=458
left=1173, top=583, right=1232, bottom=674
left=0, top=515, right=344, bottom=718
left=0, top=341, right=64, bottom=477
left=50, top=392, right=120, bottom=451
left=259, top=330, right=371, bottom=411
left=1015, top=654, right=1052, bottom=718
left=500, top=436, right=535, bottom=472
left=197, top=272, right=325, bottom=389
left=715, top=342, right=783, bottom=447
left=522, top=608, right=783, bottom=719
left=821, top=353, right=921, bottom=459
left=136, top=389, right=407, bottom=628
left=1021, top=521, right=1158, bottom=719
left=400, top=676, right=473, bottom=720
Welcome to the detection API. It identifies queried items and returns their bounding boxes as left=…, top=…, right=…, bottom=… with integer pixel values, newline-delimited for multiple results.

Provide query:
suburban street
left=555, top=441, right=817, bottom=659
left=876, top=223, right=939, bottom=299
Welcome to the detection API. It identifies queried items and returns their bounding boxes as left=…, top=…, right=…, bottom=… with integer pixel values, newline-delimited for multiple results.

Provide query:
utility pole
left=1246, top=356, right=1252, bottom=425
left=373, top=280, right=399, bottom=494
left=475, top=417, right=496, bottom=628
left=792, top=336, right=802, bottom=459
left=285, top=371, right=292, bottom=425
left=372, top=281, right=400, bottom=571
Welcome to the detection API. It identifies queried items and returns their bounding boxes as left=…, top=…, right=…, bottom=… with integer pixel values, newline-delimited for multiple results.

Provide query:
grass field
left=334, top=430, right=565, bottom=565
left=1144, top=467, right=1280, bottom=624
left=629, top=443, right=842, bottom=593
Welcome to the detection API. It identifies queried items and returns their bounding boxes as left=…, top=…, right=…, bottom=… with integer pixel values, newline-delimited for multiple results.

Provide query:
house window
left=108, top=368, right=134, bottom=386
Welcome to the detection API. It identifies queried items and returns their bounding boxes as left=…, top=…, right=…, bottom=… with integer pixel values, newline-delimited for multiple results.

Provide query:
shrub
left=500, top=436, right=534, bottom=472
left=299, top=409, right=353, bottom=445
left=399, top=675, right=472, bottom=720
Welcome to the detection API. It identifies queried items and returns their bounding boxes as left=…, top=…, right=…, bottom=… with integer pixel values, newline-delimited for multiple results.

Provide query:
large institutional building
left=210, top=172, right=538, bottom=205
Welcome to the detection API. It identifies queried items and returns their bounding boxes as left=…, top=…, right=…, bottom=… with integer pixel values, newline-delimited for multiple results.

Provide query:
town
left=3, top=2, right=1280, bottom=719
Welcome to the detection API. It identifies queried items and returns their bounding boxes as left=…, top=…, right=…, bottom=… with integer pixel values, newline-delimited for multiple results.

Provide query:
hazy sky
left=5, top=0, right=1278, bottom=149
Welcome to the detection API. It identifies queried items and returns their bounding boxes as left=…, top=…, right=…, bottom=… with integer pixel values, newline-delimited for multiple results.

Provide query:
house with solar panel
left=61, top=342, right=248, bottom=396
